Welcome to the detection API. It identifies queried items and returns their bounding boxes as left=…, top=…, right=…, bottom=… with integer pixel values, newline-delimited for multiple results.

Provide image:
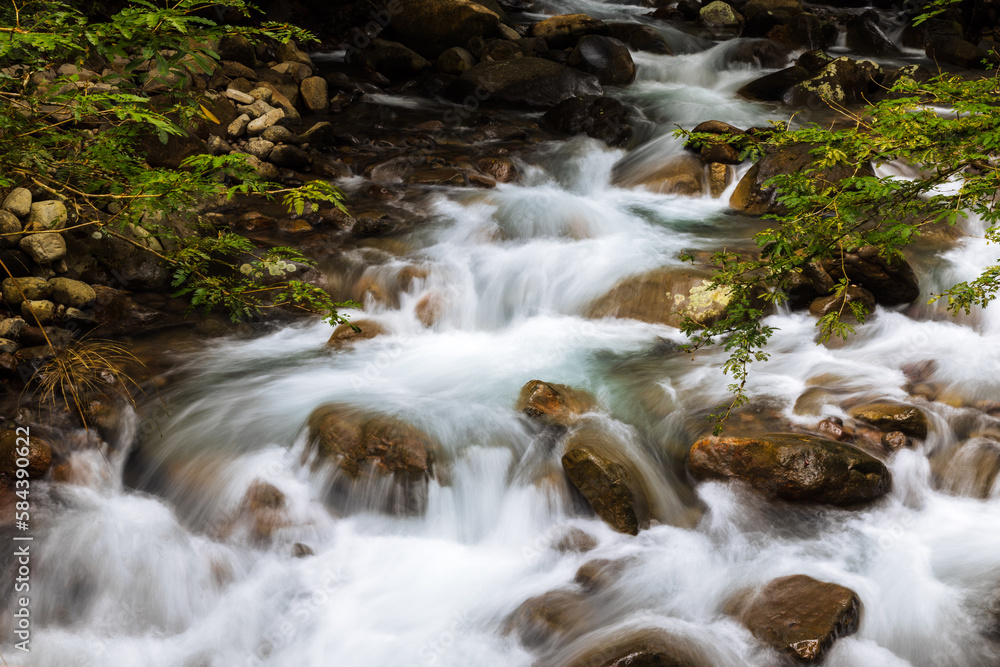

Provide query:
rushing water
left=8, top=5, right=1000, bottom=667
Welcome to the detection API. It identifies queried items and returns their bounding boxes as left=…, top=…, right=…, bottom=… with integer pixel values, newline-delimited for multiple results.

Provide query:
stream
left=8, top=2, right=1000, bottom=666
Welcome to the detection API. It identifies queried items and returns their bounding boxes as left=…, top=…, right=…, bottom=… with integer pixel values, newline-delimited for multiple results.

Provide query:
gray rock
left=276, top=41, right=313, bottom=68
left=0, top=211, right=23, bottom=247
left=260, top=125, right=299, bottom=144
left=48, top=277, right=96, bottom=308
left=2, top=188, right=31, bottom=218
left=0, top=317, right=26, bottom=339
left=248, top=87, right=273, bottom=103
left=247, top=108, right=285, bottom=135
left=0, top=338, right=17, bottom=354
left=25, top=200, right=68, bottom=231
left=246, top=138, right=275, bottom=160
left=207, top=134, right=232, bottom=155
left=21, top=299, right=56, bottom=325
left=19, top=232, right=67, bottom=264
left=226, top=88, right=255, bottom=104
left=299, top=76, right=329, bottom=114
left=237, top=99, right=273, bottom=120
left=244, top=155, right=281, bottom=181
left=228, top=113, right=251, bottom=138
left=2, top=277, right=52, bottom=306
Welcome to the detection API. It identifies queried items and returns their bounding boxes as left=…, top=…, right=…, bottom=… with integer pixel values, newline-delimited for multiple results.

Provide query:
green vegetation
left=0, top=0, right=355, bottom=325
left=678, top=65, right=1000, bottom=429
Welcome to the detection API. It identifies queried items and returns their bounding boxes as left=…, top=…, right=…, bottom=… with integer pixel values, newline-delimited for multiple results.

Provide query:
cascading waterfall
left=7, top=2, right=1000, bottom=666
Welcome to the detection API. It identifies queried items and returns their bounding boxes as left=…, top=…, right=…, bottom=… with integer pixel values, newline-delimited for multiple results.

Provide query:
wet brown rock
left=562, top=423, right=649, bottom=535
left=553, top=527, right=598, bottom=553
left=818, top=418, right=852, bottom=442
left=736, top=574, right=861, bottom=662
left=241, top=479, right=288, bottom=543
left=530, top=14, right=611, bottom=49
left=881, top=431, right=909, bottom=452
left=608, top=23, right=672, bottom=54
left=586, top=267, right=732, bottom=329
left=326, top=319, right=387, bottom=348
left=618, top=154, right=705, bottom=197
left=451, top=57, right=603, bottom=108
left=507, top=589, right=593, bottom=647
left=543, top=96, right=632, bottom=147
left=935, top=436, right=1000, bottom=498
left=477, top=157, right=519, bottom=183
left=415, top=292, right=445, bottom=327
left=707, top=162, right=733, bottom=198
left=0, top=429, right=52, bottom=480
left=559, top=627, right=712, bottom=667
left=390, top=0, right=501, bottom=59
left=808, top=286, right=876, bottom=322
left=820, top=246, right=919, bottom=306
left=516, top=380, right=597, bottom=427
left=574, top=558, right=628, bottom=592
left=736, top=65, right=810, bottom=102
left=567, top=36, right=636, bottom=86
left=849, top=402, right=928, bottom=439
left=688, top=433, right=891, bottom=505
left=436, top=46, right=477, bottom=75
left=361, top=39, right=431, bottom=77
left=730, top=143, right=873, bottom=216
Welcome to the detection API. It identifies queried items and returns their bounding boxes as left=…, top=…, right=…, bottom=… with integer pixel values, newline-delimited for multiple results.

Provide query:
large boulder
left=615, top=153, right=707, bottom=197
left=926, top=37, right=992, bottom=69
left=730, top=143, right=873, bottom=215
left=306, top=406, right=436, bottom=515
left=586, top=267, right=733, bottom=328
left=819, top=246, right=919, bottom=306
left=700, top=1, right=743, bottom=28
left=449, top=57, right=603, bottom=108
left=788, top=57, right=885, bottom=107
left=849, top=402, right=928, bottom=438
left=608, top=23, right=672, bottom=54
left=688, top=433, right=891, bottom=505
left=529, top=14, right=611, bottom=49
left=846, top=11, right=899, bottom=55
left=561, top=423, right=650, bottom=535
left=389, top=0, right=501, bottom=58
left=542, top=96, right=632, bottom=147
left=735, top=574, right=861, bottom=662
left=360, top=39, right=431, bottom=78
left=736, top=65, right=810, bottom=102
left=560, top=628, right=714, bottom=667
left=506, top=589, right=593, bottom=648
left=567, top=36, right=636, bottom=86
left=516, top=380, right=596, bottom=428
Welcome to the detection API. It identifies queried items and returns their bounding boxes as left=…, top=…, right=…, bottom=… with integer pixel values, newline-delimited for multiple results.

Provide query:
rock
left=567, top=36, right=636, bottom=86
left=881, top=431, right=909, bottom=451
left=745, top=0, right=802, bottom=16
left=0, top=338, right=17, bottom=354
left=700, top=1, right=743, bottom=28
left=736, top=575, right=861, bottom=662
left=276, top=40, right=313, bottom=68
left=48, top=277, right=96, bottom=308
left=390, top=0, right=501, bottom=58
left=574, top=558, right=629, bottom=592
left=846, top=11, right=899, bottom=55
left=788, top=57, right=884, bottom=108
left=260, top=125, right=298, bottom=144
left=730, top=143, right=873, bottom=215
left=2, top=277, right=52, bottom=307
left=542, top=96, right=632, bottom=147
left=361, top=39, right=430, bottom=78
left=736, top=65, right=810, bottom=101
left=529, top=14, right=611, bottom=49
left=436, top=46, right=477, bottom=75
left=227, top=113, right=251, bottom=138
left=768, top=12, right=834, bottom=51
left=268, top=144, right=311, bottom=169
left=243, top=155, right=280, bottom=182
left=507, top=589, right=593, bottom=647
left=686, top=120, right=745, bottom=165
left=226, top=88, right=255, bottom=105
left=2, top=188, right=31, bottom=217
left=21, top=299, right=56, bottom=324
left=849, top=402, right=928, bottom=438
left=562, top=423, right=649, bottom=535
left=689, top=433, right=891, bottom=505
left=293, top=543, right=314, bottom=557
left=327, top=319, right=387, bottom=348
left=306, top=406, right=435, bottom=514
left=299, top=121, right=339, bottom=146
left=19, top=232, right=66, bottom=264
left=807, top=286, right=876, bottom=322
left=616, top=153, right=706, bottom=197
left=608, top=23, right=672, bottom=54
left=561, top=628, right=713, bottom=667
left=222, top=60, right=256, bottom=80
left=88, top=285, right=179, bottom=337
left=553, top=527, right=598, bottom=553
left=477, top=157, right=519, bottom=183
left=245, top=137, right=274, bottom=160
left=450, top=57, right=603, bottom=108
left=246, top=108, right=285, bottom=135
left=0, top=429, right=52, bottom=480
left=516, top=380, right=597, bottom=428
left=706, top=162, right=732, bottom=198
left=406, top=167, right=469, bottom=186
left=586, top=267, right=734, bottom=328
left=25, top=200, right=68, bottom=231
left=272, top=61, right=312, bottom=83
left=819, top=246, right=919, bottom=306
left=481, top=38, right=522, bottom=62
left=240, top=480, right=288, bottom=544
left=927, top=37, right=992, bottom=69
left=0, top=317, right=26, bottom=339
left=218, top=34, right=257, bottom=68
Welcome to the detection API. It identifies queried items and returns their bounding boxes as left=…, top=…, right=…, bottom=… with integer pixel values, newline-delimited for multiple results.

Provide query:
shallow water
left=6, top=4, right=1000, bottom=666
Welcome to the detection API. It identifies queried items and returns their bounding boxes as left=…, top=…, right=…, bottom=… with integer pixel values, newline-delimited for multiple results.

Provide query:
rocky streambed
left=3, top=0, right=1000, bottom=665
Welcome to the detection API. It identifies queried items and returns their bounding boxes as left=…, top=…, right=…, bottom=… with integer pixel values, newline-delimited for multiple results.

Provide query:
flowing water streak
left=8, top=5, right=1000, bottom=667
